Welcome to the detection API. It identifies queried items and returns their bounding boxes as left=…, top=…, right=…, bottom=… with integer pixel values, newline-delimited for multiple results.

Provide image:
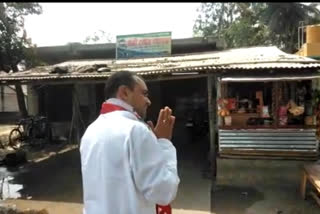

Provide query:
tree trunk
left=11, top=65, right=28, bottom=117
left=287, top=28, right=297, bottom=54
left=15, top=84, right=28, bottom=117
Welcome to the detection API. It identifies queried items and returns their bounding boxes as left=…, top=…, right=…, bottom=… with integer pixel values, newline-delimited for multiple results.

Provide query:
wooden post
left=207, top=74, right=217, bottom=179
left=217, top=81, right=222, bottom=126
left=69, top=85, right=80, bottom=144
left=74, top=88, right=81, bottom=144
left=44, top=87, right=50, bottom=119
left=88, top=84, right=97, bottom=123
left=273, top=82, right=280, bottom=128
left=300, top=169, right=307, bottom=199
left=1, top=86, right=4, bottom=111
left=69, top=86, right=76, bottom=144
left=69, top=84, right=86, bottom=145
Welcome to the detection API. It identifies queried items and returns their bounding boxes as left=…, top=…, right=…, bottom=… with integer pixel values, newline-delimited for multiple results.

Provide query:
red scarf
left=100, top=102, right=172, bottom=214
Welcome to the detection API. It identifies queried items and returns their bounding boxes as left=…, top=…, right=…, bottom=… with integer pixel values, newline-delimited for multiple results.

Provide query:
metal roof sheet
left=1, top=46, right=320, bottom=83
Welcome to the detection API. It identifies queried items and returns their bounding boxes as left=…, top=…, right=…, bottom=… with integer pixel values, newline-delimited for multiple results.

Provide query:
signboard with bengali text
left=116, top=32, right=171, bottom=59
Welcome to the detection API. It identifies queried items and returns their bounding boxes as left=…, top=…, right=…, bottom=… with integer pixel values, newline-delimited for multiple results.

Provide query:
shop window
left=278, top=80, right=313, bottom=126
left=219, top=82, right=273, bottom=127
left=219, top=80, right=314, bottom=128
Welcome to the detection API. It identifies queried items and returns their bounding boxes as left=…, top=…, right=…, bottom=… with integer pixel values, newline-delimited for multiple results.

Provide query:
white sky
left=24, top=3, right=201, bottom=47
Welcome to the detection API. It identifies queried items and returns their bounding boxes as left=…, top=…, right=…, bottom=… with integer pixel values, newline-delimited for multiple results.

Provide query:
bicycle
left=8, top=116, right=52, bottom=150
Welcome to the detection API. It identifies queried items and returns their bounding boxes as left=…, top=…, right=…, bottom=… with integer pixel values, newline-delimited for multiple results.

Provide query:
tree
left=193, top=3, right=239, bottom=38
left=261, top=3, right=320, bottom=53
left=193, top=3, right=272, bottom=48
left=0, top=3, right=42, bottom=117
left=223, top=3, right=275, bottom=48
left=193, top=3, right=320, bottom=53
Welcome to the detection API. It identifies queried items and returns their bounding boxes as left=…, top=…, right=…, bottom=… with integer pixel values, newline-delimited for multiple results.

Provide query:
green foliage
left=193, top=3, right=271, bottom=48
left=0, top=2, right=42, bottom=72
left=194, top=3, right=320, bottom=52
left=260, top=3, right=320, bottom=53
left=223, top=5, right=273, bottom=48
left=193, top=3, right=240, bottom=38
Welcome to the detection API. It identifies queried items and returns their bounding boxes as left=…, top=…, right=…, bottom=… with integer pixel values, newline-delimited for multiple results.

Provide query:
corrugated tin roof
left=1, top=46, right=320, bottom=82
left=221, top=73, right=320, bottom=82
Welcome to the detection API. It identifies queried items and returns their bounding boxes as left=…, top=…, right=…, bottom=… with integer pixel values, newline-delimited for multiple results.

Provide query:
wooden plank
left=219, top=132, right=316, bottom=136
left=219, top=154, right=318, bottom=160
left=220, top=145, right=316, bottom=150
left=304, top=165, right=320, bottom=192
left=220, top=141, right=316, bottom=145
left=310, top=191, right=320, bottom=207
left=220, top=136, right=315, bottom=140
left=301, top=170, right=307, bottom=199
left=219, top=125, right=317, bottom=129
left=219, top=154, right=318, bottom=159
left=302, top=164, right=320, bottom=207
left=220, top=149, right=318, bottom=156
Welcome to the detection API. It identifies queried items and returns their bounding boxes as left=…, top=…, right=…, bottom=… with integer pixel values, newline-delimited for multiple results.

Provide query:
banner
left=116, top=32, right=171, bottom=59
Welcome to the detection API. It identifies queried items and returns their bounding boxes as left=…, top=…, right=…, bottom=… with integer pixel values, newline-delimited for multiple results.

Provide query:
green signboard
left=116, top=32, right=171, bottom=59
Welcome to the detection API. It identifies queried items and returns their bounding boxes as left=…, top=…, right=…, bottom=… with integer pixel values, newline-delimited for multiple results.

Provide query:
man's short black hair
left=104, top=71, right=140, bottom=99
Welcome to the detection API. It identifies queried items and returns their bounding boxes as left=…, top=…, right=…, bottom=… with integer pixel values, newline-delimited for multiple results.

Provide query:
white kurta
left=80, top=98, right=180, bottom=214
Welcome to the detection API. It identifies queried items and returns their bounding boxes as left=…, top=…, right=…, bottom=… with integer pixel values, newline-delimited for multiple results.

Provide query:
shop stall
left=217, top=75, right=320, bottom=160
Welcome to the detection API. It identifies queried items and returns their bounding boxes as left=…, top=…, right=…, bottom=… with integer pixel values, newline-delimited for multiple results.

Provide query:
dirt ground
left=1, top=140, right=212, bottom=214
left=1, top=121, right=320, bottom=214
left=212, top=158, right=320, bottom=214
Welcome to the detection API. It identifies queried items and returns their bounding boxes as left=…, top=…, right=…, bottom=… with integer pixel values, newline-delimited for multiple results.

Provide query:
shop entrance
left=147, top=77, right=210, bottom=172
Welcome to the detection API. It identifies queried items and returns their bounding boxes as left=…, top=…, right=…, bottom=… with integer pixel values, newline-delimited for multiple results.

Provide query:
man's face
left=127, top=78, right=151, bottom=119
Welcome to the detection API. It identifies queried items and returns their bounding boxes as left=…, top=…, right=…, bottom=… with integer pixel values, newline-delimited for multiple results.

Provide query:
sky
left=24, top=3, right=201, bottom=47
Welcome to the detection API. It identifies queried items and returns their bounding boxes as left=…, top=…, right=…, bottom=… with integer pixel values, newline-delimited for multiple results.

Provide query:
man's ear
left=117, top=85, right=129, bottom=100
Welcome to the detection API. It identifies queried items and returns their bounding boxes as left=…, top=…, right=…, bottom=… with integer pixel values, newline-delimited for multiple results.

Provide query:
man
left=80, top=71, right=180, bottom=214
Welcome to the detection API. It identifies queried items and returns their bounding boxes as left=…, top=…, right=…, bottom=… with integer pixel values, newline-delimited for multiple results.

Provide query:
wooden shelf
left=219, top=125, right=316, bottom=129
